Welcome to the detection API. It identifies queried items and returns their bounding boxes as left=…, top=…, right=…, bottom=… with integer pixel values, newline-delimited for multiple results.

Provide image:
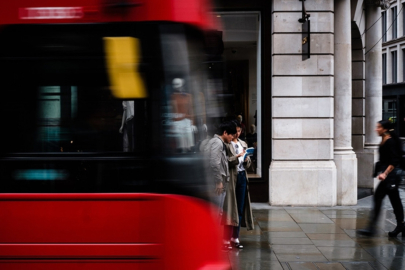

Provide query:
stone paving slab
left=226, top=191, right=405, bottom=270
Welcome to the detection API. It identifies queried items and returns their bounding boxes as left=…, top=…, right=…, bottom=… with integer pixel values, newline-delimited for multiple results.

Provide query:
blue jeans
left=233, top=171, right=247, bottom=238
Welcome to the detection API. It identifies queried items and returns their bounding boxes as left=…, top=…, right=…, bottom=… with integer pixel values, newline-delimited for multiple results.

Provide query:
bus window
left=2, top=84, right=147, bottom=153
left=0, top=23, right=210, bottom=196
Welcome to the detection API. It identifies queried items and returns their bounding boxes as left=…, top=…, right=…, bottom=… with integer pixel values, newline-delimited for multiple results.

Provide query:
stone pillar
left=334, top=0, right=357, bottom=205
left=270, top=0, right=336, bottom=206
left=357, top=3, right=382, bottom=189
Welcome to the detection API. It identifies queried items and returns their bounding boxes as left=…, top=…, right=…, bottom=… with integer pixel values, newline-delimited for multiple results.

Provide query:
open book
left=241, top=147, right=255, bottom=161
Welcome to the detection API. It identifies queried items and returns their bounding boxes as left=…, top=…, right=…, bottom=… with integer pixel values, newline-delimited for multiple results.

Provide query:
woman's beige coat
left=222, top=139, right=255, bottom=231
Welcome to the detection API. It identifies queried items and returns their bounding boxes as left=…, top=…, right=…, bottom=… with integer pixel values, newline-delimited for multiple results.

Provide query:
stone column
left=357, top=3, right=382, bottom=190
left=334, top=0, right=357, bottom=205
left=270, top=0, right=336, bottom=206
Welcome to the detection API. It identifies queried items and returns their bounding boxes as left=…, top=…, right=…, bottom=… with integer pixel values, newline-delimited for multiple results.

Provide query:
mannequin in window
left=237, top=115, right=246, bottom=140
left=246, top=124, right=257, bottom=148
left=119, top=100, right=134, bottom=152
left=171, top=78, right=196, bottom=152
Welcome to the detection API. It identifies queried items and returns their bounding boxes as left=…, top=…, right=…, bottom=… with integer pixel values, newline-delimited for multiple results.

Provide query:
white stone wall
left=270, top=0, right=337, bottom=206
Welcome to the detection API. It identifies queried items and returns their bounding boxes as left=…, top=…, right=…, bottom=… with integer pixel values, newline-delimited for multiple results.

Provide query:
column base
left=269, top=161, right=337, bottom=206
left=356, top=147, right=379, bottom=190
left=334, top=151, right=357, bottom=205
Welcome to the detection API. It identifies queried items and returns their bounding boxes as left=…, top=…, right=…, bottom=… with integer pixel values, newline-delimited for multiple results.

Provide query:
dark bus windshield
left=0, top=23, right=160, bottom=154
left=0, top=23, right=222, bottom=195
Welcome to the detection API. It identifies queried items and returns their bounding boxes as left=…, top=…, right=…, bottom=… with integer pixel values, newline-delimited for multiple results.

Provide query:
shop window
left=212, top=12, right=262, bottom=178
left=403, top=49, right=405, bottom=82
left=403, top=4, right=405, bottom=36
left=382, top=53, right=387, bottom=84
left=392, top=50, right=397, bottom=83
left=383, top=98, right=397, bottom=124
left=382, top=11, right=387, bottom=42
left=392, top=6, right=397, bottom=39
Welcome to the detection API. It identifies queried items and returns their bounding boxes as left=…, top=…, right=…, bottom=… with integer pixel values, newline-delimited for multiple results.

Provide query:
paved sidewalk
left=226, top=189, right=405, bottom=270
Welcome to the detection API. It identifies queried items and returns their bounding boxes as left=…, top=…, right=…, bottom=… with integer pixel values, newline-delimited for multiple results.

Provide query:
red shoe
left=222, top=241, right=232, bottom=251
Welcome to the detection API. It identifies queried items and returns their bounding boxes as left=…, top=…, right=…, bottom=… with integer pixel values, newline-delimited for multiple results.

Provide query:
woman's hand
left=378, top=165, right=393, bottom=181
left=378, top=173, right=387, bottom=181
left=237, top=150, right=246, bottom=158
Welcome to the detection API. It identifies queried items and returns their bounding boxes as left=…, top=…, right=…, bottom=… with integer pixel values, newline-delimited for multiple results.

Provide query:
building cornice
left=382, top=36, right=405, bottom=47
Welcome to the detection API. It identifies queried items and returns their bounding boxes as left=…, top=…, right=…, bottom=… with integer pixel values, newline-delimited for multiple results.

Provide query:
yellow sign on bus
left=104, top=37, right=147, bottom=99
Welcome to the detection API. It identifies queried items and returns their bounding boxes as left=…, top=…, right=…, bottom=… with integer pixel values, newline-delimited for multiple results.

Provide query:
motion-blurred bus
left=0, top=0, right=229, bottom=269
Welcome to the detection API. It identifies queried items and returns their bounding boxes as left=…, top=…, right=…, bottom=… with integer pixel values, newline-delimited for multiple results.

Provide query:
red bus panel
left=0, top=194, right=229, bottom=270
left=0, top=0, right=216, bottom=29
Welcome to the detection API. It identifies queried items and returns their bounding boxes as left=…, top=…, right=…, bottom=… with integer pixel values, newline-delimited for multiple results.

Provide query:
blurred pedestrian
left=358, top=120, right=404, bottom=237
left=203, top=121, right=237, bottom=248
left=223, top=121, right=254, bottom=249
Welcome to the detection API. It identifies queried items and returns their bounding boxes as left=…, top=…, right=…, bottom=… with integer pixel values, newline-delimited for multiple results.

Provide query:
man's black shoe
left=357, top=226, right=376, bottom=236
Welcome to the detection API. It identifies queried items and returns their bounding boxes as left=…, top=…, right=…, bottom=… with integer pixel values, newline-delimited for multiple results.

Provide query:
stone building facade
left=213, top=0, right=384, bottom=206
left=381, top=0, right=405, bottom=140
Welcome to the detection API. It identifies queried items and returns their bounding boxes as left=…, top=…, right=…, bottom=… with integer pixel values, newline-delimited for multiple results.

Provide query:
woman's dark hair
left=379, top=119, right=392, bottom=130
left=379, top=120, right=402, bottom=152
left=232, top=120, right=242, bottom=128
left=218, top=121, right=237, bottom=135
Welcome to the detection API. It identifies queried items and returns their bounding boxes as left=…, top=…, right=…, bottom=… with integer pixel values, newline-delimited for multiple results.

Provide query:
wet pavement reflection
left=224, top=191, right=405, bottom=269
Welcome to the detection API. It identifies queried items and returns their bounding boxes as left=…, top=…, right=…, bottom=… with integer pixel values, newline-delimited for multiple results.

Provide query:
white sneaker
left=231, top=238, right=243, bottom=249
left=231, top=238, right=239, bottom=244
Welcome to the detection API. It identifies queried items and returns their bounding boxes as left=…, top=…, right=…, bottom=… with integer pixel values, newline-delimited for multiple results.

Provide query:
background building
left=213, top=0, right=385, bottom=206
left=381, top=0, right=405, bottom=138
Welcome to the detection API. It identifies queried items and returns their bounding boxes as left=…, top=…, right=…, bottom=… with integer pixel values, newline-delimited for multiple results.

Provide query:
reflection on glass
left=14, top=169, right=68, bottom=181
left=71, top=86, right=77, bottom=119
left=38, top=86, right=61, bottom=152
left=171, top=78, right=195, bottom=152
left=383, top=99, right=397, bottom=124
left=119, top=100, right=135, bottom=152
left=26, top=85, right=128, bottom=153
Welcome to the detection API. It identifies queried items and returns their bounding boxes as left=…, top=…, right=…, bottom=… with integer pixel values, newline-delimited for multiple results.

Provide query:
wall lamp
left=298, top=0, right=310, bottom=60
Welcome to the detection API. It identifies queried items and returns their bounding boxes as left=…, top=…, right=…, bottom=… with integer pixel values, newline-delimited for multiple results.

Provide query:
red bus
left=0, top=0, right=229, bottom=269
